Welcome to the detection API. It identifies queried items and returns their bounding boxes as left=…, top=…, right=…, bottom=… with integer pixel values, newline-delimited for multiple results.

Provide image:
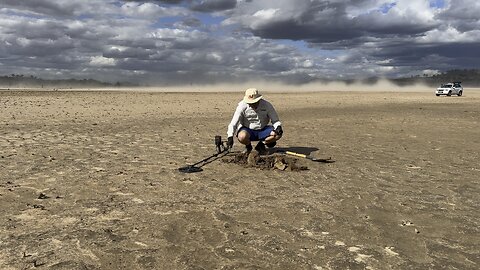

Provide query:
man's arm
left=266, top=101, right=281, bottom=129
left=227, top=102, right=244, bottom=137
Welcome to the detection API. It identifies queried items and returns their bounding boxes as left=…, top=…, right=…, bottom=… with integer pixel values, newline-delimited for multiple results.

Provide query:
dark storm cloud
left=436, top=0, right=480, bottom=31
left=0, top=0, right=76, bottom=16
left=251, top=19, right=360, bottom=44
left=439, top=0, right=480, bottom=20
left=227, top=0, right=480, bottom=76
left=3, top=20, right=68, bottom=40
left=3, top=37, right=75, bottom=57
left=123, top=0, right=237, bottom=12
left=372, top=41, right=480, bottom=69
left=0, top=0, right=114, bottom=18
left=235, top=0, right=438, bottom=44
left=128, top=0, right=183, bottom=3
left=103, top=47, right=156, bottom=60
left=179, top=17, right=203, bottom=27
left=190, top=0, right=237, bottom=12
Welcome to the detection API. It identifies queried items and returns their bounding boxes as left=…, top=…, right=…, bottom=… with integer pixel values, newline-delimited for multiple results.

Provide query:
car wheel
left=458, top=91, right=463, bottom=96
left=436, top=94, right=440, bottom=96
left=447, top=90, right=452, bottom=96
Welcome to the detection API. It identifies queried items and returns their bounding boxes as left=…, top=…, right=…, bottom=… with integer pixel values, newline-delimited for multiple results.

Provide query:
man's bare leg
left=237, top=130, right=251, bottom=145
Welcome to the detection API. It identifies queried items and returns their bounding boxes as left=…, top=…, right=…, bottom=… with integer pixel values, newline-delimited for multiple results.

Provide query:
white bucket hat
left=243, top=88, right=263, bottom=104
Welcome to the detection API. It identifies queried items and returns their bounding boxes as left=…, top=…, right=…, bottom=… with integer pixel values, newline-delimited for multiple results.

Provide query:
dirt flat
left=1, top=89, right=479, bottom=269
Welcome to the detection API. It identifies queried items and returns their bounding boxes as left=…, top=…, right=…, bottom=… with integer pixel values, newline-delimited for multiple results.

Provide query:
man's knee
left=237, top=130, right=250, bottom=144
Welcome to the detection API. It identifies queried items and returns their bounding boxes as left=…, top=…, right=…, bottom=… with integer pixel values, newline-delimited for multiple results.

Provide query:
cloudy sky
left=0, top=0, right=479, bottom=85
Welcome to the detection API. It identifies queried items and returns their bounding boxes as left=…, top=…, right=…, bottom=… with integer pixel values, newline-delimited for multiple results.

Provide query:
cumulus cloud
left=230, top=0, right=439, bottom=43
left=121, top=2, right=172, bottom=18
left=90, top=56, right=117, bottom=67
left=0, top=0, right=478, bottom=85
left=228, top=0, right=480, bottom=77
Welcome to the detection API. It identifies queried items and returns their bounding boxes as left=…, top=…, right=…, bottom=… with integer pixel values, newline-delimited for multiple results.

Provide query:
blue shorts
left=238, top=126, right=274, bottom=141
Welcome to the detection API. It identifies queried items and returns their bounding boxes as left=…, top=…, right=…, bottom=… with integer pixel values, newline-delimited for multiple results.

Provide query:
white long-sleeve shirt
left=227, top=99, right=282, bottom=137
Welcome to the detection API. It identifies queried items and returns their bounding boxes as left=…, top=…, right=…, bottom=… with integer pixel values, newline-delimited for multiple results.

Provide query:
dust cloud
left=115, top=79, right=434, bottom=93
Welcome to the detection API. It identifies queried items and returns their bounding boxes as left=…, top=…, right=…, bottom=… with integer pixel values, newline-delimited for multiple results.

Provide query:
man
left=226, top=88, right=283, bottom=154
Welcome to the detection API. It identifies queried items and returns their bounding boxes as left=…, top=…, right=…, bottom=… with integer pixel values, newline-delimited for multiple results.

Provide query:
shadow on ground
left=274, top=146, right=319, bottom=155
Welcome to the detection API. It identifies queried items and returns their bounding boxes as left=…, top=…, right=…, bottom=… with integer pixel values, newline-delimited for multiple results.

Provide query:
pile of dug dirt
left=222, top=152, right=308, bottom=171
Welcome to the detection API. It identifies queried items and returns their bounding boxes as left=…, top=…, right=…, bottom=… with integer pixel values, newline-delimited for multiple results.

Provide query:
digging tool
left=178, top=135, right=230, bottom=173
left=285, top=151, right=335, bottom=163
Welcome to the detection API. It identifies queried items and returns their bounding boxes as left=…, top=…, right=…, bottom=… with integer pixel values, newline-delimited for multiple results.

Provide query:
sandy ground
left=0, top=89, right=479, bottom=269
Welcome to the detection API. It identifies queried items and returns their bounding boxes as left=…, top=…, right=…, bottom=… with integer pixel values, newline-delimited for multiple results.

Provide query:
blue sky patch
left=430, top=0, right=446, bottom=8
left=379, top=2, right=397, bottom=14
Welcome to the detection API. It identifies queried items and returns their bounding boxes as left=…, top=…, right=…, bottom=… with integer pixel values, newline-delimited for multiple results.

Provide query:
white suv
left=436, top=82, right=463, bottom=96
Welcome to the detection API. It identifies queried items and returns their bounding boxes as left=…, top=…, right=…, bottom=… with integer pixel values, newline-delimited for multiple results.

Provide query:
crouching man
left=226, top=88, right=283, bottom=154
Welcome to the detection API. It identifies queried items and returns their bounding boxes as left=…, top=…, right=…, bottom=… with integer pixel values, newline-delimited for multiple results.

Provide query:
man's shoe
left=266, top=141, right=276, bottom=148
left=255, top=142, right=267, bottom=154
left=243, top=144, right=253, bottom=154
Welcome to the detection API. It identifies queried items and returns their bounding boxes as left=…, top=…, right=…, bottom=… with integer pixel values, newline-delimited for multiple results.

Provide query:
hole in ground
left=222, top=152, right=308, bottom=171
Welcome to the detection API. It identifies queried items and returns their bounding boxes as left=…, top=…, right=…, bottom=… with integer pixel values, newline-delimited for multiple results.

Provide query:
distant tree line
left=389, top=69, right=480, bottom=87
left=0, top=74, right=138, bottom=89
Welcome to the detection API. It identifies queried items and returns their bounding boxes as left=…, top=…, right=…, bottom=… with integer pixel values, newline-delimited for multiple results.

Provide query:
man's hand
left=275, top=126, right=283, bottom=136
left=227, top=136, right=234, bottom=149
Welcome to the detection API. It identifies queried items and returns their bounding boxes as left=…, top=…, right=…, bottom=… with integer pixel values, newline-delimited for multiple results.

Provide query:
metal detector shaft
left=178, top=149, right=230, bottom=173
left=190, top=148, right=229, bottom=167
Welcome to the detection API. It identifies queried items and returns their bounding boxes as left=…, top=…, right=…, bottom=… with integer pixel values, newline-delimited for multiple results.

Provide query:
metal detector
left=178, top=135, right=230, bottom=173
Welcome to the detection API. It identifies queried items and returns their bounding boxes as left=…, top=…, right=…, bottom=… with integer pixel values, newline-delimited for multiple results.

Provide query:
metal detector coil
left=178, top=165, right=204, bottom=173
